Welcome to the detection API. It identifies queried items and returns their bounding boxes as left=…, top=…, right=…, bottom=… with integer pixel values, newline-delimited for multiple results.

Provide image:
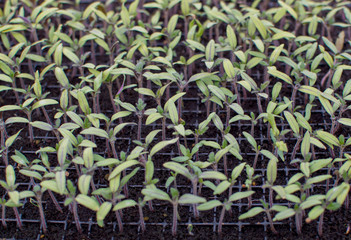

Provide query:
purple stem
left=1, top=203, right=6, bottom=228
left=72, top=201, right=82, bottom=233
left=13, top=207, right=22, bottom=229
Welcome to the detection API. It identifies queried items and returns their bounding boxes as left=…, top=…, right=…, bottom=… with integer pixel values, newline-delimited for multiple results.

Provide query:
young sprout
left=213, top=163, right=246, bottom=216
left=243, top=132, right=261, bottom=170
left=87, top=158, right=140, bottom=232
left=198, top=190, right=254, bottom=234
left=62, top=180, right=83, bottom=233
left=244, top=165, right=261, bottom=209
left=228, top=103, right=254, bottom=133
left=239, top=199, right=282, bottom=235
left=31, top=185, right=48, bottom=233
left=116, top=98, right=146, bottom=141
left=0, top=128, right=21, bottom=167
left=135, top=82, right=170, bottom=107
left=252, top=82, right=270, bottom=115
left=263, top=158, right=277, bottom=208
left=306, top=183, right=349, bottom=236
left=145, top=94, right=184, bottom=141
left=273, top=159, right=333, bottom=235
left=2, top=97, right=54, bottom=144
left=164, top=161, right=225, bottom=219
left=0, top=166, right=23, bottom=229
left=142, top=187, right=206, bottom=236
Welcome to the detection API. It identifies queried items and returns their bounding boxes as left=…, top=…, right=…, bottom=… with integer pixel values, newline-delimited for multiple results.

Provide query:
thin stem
left=162, top=117, right=166, bottom=141
left=122, top=170, right=129, bottom=198
left=28, top=113, right=34, bottom=143
left=269, top=188, right=273, bottom=208
left=0, top=121, right=8, bottom=166
left=115, top=210, right=123, bottom=232
left=253, top=151, right=259, bottom=170
left=218, top=206, right=226, bottom=234
left=226, top=104, right=230, bottom=129
left=266, top=211, right=278, bottom=234
left=90, top=40, right=97, bottom=66
left=233, top=79, right=240, bottom=106
left=107, top=83, right=118, bottom=113
left=138, top=75, right=143, bottom=100
left=251, top=120, right=255, bottom=136
left=11, top=81, right=20, bottom=105
left=345, top=194, right=349, bottom=210
left=110, top=141, right=119, bottom=160
left=138, top=204, right=146, bottom=232
left=37, top=198, right=47, bottom=233
left=1, top=204, right=6, bottom=228
left=295, top=212, right=302, bottom=235
left=228, top=186, right=233, bottom=216
left=318, top=212, right=324, bottom=236
left=248, top=185, right=252, bottom=209
left=41, top=106, right=60, bottom=141
left=206, top=99, right=211, bottom=117
left=137, top=115, right=142, bottom=141
left=223, top=154, right=228, bottom=177
left=176, top=137, right=181, bottom=156
left=192, top=180, right=199, bottom=219
left=321, top=69, right=331, bottom=87
left=48, top=190, right=62, bottom=213
left=177, top=96, right=183, bottom=122
left=172, top=203, right=178, bottom=236
left=13, top=207, right=22, bottom=229
left=291, top=138, right=302, bottom=162
left=90, top=178, right=102, bottom=205
left=326, top=166, right=331, bottom=192
left=148, top=200, right=154, bottom=211
left=195, top=134, right=199, bottom=162
left=256, top=94, right=263, bottom=114
left=72, top=201, right=82, bottom=233
left=291, top=85, right=299, bottom=112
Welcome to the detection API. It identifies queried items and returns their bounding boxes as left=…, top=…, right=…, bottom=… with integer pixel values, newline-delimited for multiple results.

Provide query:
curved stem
left=291, top=138, right=302, bottom=162
left=107, top=83, right=118, bottom=114
left=48, top=190, right=62, bottom=213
